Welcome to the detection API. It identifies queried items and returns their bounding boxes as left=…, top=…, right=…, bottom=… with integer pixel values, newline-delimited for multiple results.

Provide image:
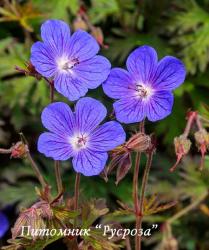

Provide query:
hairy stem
left=133, top=121, right=145, bottom=250
left=0, top=148, right=12, bottom=154
left=139, top=151, right=154, bottom=214
left=74, top=173, right=81, bottom=229
left=138, top=151, right=154, bottom=249
left=133, top=151, right=142, bottom=249
left=47, top=79, right=62, bottom=195
left=125, top=236, right=132, bottom=250
left=74, top=173, right=81, bottom=211
left=54, top=161, right=63, bottom=193
left=26, top=151, right=47, bottom=188
left=183, top=111, right=197, bottom=138
left=50, top=81, right=54, bottom=103
left=196, top=115, right=204, bottom=131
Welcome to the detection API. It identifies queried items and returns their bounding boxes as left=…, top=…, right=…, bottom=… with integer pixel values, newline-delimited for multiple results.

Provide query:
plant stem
left=196, top=115, right=203, bottom=131
left=48, top=80, right=60, bottom=194
left=137, top=151, right=154, bottom=250
left=49, top=81, right=54, bottom=103
left=0, top=148, right=12, bottom=154
left=54, top=161, right=63, bottom=193
left=125, top=236, right=132, bottom=250
left=133, top=151, right=142, bottom=250
left=183, top=111, right=197, bottom=137
left=26, top=151, right=47, bottom=188
left=74, top=173, right=81, bottom=211
left=133, top=121, right=145, bottom=250
left=74, top=173, right=81, bottom=230
left=139, top=152, right=154, bottom=213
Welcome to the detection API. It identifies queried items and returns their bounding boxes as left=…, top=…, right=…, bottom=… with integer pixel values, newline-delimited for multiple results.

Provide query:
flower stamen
left=57, top=57, right=79, bottom=72
left=136, top=83, right=153, bottom=100
left=69, top=134, right=88, bottom=151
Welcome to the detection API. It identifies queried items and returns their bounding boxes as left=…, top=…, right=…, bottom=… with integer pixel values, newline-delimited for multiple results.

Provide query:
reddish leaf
left=115, top=153, right=131, bottom=185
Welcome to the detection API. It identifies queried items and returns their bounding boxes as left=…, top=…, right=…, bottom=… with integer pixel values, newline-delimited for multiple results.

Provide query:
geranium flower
left=103, top=46, right=186, bottom=123
left=30, top=19, right=111, bottom=101
left=38, top=97, right=126, bottom=176
left=0, top=211, right=9, bottom=238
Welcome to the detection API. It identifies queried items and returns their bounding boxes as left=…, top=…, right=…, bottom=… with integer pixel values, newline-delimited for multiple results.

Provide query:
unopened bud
left=11, top=142, right=28, bottom=159
left=170, top=136, right=191, bottom=172
left=91, top=27, right=108, bottom=48
left=126, top=132, right=151, bottom=153
left=194, top=129, right=209, bottom=170
left=115, top=153, right=131, bottom=185
left=162, top=237, right=178, bottom=250
left=73, top=16, right=88, bottom=31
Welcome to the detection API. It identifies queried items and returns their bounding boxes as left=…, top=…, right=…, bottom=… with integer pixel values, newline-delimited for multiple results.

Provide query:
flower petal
left=30, top=41, right=57, bottom=77
left=38, top=132, right=73, bottom=160
left=126, top=45, right=158, bottom=83
left=152, top=56, right=186, bottom=91
left=54, top=73, right=88, bottom=101
left=75, top=97, right=107, bottom=133
left=68, top=29, right=99, bottom=61
left=90, top=121, right=126, bottom=151
left=146, top=91, right=174, bottom=122
left=73, top=55, right=111, bottom=89
left=72, top=150, right=108, bottom=176
left=41, top=19, right=71, bottom=56
left=41, top=102, right=75, bottom=135
left=102, top=68, right=136, bottom=99
left=114, top=98, right=146, bottom=124
left=0, top=212, right=9, bottom=238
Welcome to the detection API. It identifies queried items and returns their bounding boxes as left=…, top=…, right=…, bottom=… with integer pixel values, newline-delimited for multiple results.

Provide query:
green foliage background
left=0, top=0, right=209, bottom=249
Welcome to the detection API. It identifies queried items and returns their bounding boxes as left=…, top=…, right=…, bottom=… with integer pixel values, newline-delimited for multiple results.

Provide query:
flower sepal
left=170, top=136, right=191, bottom=172
left=194, top=129, right=209, bottom=170
left=126, top=132, right=151, bottom=153
left=10, top=141, right=29, bottom=159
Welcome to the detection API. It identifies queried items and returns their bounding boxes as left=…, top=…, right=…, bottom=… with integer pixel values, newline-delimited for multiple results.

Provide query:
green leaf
left=32, top=0, right=79, bottom=20
left=52, top=207, right=80, bottom=221
left=81, top=199, right=109, bottom=228
left=2, top=236, right=63, bottom=250
left=0, top=181, right=37, bottom=210
left=167, top=0, right=209, bottom=74
left=89, top=0, right=119, bottom=24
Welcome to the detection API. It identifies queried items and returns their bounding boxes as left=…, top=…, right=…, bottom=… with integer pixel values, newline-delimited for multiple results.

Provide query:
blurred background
left=0, top=0, right=209, bottom=249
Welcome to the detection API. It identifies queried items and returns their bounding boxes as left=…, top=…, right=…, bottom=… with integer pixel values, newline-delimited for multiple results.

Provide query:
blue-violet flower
left=38, top=97, right=126, bottom=176
left=103, top=45, right=186, bottom=123
left=0, top=212, right=9, bottom=238
left=31, top=19, right=111, bottom=101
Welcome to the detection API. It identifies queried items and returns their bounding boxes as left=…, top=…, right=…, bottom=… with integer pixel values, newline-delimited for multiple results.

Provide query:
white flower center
left=69, top=133, right=88, bottom=151
left=136, top=83, right=154, bottom=100
left=57, top=56, right=79, bottom=73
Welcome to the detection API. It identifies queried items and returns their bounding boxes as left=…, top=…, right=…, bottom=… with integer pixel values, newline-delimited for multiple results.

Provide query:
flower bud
left=11, top=142, right=28, bottom=159
left=73, top=16, right=88, bottom=31
left=115, top=153, right=131, bottom=185
left=126, top=132, right=151, bottom=153
left=162, top=237, right=178, bottom=250
left=170, top=135, right=191, bottom=172
left=91, top=27, right=108, bottom=48
left=194, top=129, right=209, bottom=170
